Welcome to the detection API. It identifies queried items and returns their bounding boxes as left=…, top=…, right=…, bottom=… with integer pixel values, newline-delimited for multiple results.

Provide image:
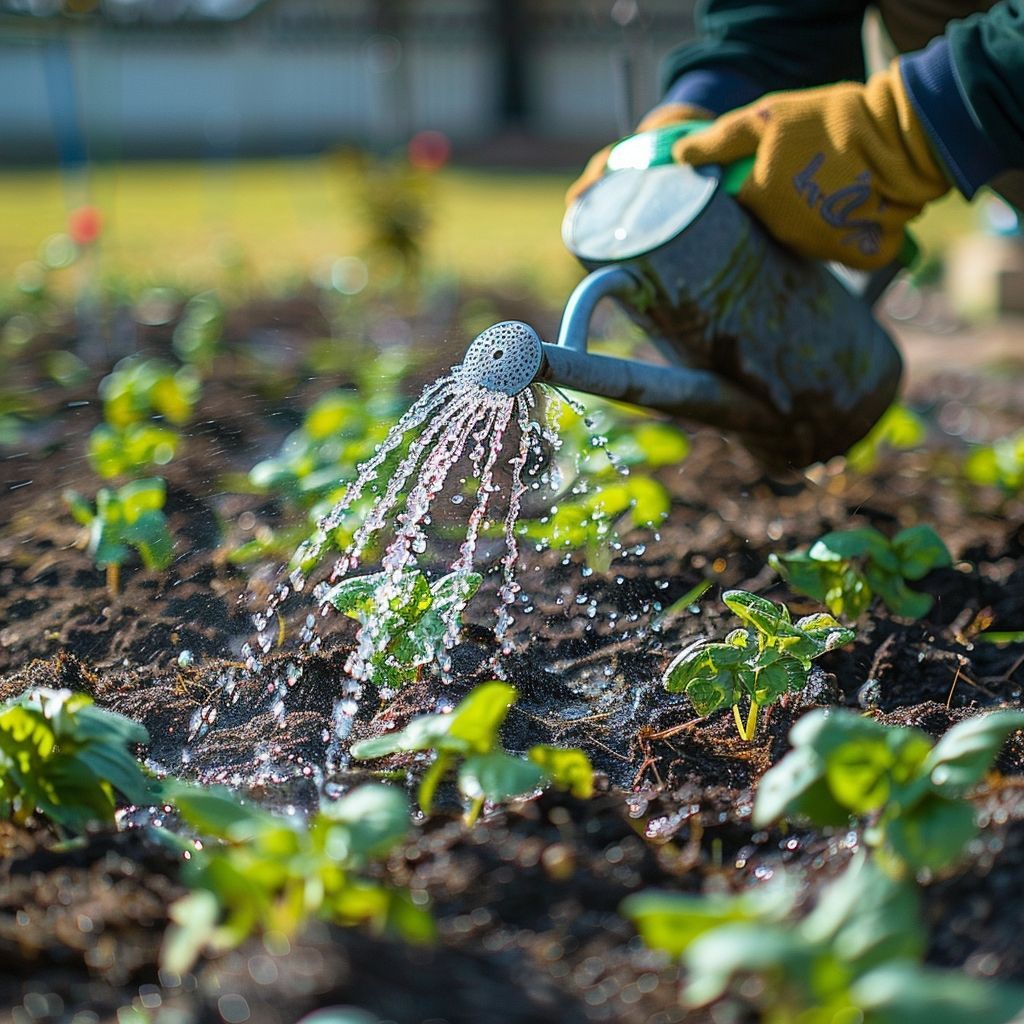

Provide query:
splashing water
left=246, top=364, right=556, bottom=703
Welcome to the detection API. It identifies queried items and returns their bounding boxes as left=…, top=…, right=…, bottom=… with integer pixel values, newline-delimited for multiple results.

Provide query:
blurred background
left=0, top=0, right=1021, bottom=330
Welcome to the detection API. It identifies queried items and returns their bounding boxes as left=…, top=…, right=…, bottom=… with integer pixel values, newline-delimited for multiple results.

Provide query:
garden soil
left=3, top=291, right=1024, bottom=1024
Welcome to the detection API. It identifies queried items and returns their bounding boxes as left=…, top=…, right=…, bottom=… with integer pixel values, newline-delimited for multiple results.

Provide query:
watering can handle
left=605, top=121, right=918, bottom=304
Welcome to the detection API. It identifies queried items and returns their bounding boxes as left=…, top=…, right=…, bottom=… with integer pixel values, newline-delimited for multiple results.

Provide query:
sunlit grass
left=0, top=157, right=582, bottom=303
left=0, top=155, right=980, bottom=304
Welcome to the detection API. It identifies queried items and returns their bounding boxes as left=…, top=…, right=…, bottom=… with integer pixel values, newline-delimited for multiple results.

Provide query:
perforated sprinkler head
left=460, top=321, right=543, bottom=396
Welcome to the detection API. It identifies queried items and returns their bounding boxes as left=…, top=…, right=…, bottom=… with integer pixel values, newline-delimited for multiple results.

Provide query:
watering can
left=459, top=122, right=908, bottom=469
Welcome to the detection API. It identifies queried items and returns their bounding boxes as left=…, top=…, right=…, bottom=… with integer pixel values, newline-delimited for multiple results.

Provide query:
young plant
left=350, top=681, right=594, bottom=824
left=99, top=355, right=200, bottom=428
left=769, top=524, right=951, bottom=621
left=64, top=477, right=175, bottom=594
left=624, top=852, right=1024, bottom=1024
left=161, top=782, right=432, bottom=974
left=663, top=590, right=854, bottom=741
left=754, top=707, right=1024, bottom=875
left=88, top=421, right=179, bottom=478
left=844, top=402, right=926, bottom=474
left=964, top=431, right=1024, bottom=494
left=0, top=687, right=153, bottom=833
left=325, top=568, right=482, bottom=689
left=515, top=398, right=687, bottom=569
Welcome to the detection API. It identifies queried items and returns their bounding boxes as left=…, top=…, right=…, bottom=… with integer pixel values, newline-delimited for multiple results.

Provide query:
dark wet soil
left=3, top=289, right=1024, bottom=1023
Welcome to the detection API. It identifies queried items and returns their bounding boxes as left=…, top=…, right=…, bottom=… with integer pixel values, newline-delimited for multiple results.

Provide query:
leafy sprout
left=845, top=403, right=926, bottom=474
left=88, top=421, right=179, bottom=479
left=964, top=431, right=1024, bottom=494
left=624, top=852, right=1024, bottom=1024
left=325, top=568, right=482, bottom=689
left=99, top=355, right=200, bottom=428
left=512, top=397, right=686, bottom=569
left=350, top=681, right=594, bottom=824
left=160, top=782, right=432, bottom=974
left=769, top=524, right=951, bottom=621
left=663, top=590, right=854, bottom=741
left=754, top=707, right=1024, bottom=875
left=64, top=477, right=175, bottom=595
left=0, top=687, right=153, bottom=833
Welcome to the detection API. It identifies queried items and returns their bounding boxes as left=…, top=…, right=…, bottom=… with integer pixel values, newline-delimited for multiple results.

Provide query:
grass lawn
left=0, top=155, right=980, bottom=305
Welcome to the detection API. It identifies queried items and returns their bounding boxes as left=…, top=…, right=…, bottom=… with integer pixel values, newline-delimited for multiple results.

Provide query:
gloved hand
left=673, top=62, right=951, bottom=270
left=565, top=102, right=711, bottom=207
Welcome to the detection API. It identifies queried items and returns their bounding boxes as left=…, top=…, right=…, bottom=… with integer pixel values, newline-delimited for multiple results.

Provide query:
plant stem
left=106, top=563, right=120, bottom=596
left=465, top=795, right=485, bottom=827
left=732, top=704, right=747, bottom=739
left=745, top=701, right=760, bottom=741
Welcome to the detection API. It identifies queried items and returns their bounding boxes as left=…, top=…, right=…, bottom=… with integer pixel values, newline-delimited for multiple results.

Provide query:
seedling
left=325, top=568, right=482, bottom=689
left=770, top=524, right=951, bottom=621
left=0, top=687, right=153, bottom=833
left=99, top=355, right=200, bottom=428
left=663, top=590, right=854, bottom=741
left=64, top=477, right=175, bottom=594
left=845, top=402, right=926, bottom=473
left=172, top=291, right=224, bottom=368
left=624, top=852, right=1024, bottom=1024
left=964, top=431, right=1024, bottom=494
left=516, top=398, right=686, bottom=568
left=754, top=707, right=1024, bottom=874
left=350, top=681, right=594, bottom=824
left=160, top=782, right=432, bottom=974
left=88, top=422, right=179, bottom=479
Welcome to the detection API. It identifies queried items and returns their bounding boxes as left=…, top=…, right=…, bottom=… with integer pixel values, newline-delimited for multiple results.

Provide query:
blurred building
left=0, top=0, right=696, bottom=164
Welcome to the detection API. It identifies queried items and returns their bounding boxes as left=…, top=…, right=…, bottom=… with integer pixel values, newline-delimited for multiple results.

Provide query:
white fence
left=0, top=0, right=696, bottom=161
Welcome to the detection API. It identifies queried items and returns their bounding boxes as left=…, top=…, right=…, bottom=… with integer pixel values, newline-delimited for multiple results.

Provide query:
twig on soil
left=632, top=717, right=704, bottom=789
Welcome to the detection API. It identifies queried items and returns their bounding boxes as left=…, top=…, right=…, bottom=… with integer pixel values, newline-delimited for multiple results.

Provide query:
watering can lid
left=562, top=163, right=720, bottom=262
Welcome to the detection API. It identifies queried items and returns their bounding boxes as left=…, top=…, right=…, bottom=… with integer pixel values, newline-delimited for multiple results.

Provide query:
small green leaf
left=457, top=751, right=544, bottom=803
left=867, top=567, right=934, bottom=620
left=528, top=745, right=594, bottom=798
left=852, top=962, right=1024, bottom=1024
left=448, top=681, right=517, bottom=753
left=169, top=783, right=271, bottom=838
left=318, top=784, right=410, bottom=863
left=349, top=713, right=460, bottom=760
left=162, top=889, right=222, bottom=975
left=923, top=710, right=1024, bottom=791
left=883, top=794, right=977, bottom=872
left=123, top=510, right=174, bottom=571
left=63, top=489, right=96, bottom=527
left=723, top=590, right=792, bottom=636
left=891, top=525, right=951, bottom=581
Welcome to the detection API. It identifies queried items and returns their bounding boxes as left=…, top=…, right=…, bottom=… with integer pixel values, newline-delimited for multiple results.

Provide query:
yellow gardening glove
left=565, top=102, right=711, bottom=207
left=673, top=62, right=951, bottom=270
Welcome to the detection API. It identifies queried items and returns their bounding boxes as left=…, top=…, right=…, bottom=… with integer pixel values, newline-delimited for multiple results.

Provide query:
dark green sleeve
left=661, top=0, right=870, bottom=94
left=947, top=0, right=1024, bottom=167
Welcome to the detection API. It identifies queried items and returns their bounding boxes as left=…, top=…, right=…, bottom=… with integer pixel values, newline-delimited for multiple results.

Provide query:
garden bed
left=3, top=288, right=1024, bottom=1024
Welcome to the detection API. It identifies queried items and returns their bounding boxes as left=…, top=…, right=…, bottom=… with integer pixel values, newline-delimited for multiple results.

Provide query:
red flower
left=407, top=131, right=451, bottom=173
left=68, top=206, right=102, bottom=246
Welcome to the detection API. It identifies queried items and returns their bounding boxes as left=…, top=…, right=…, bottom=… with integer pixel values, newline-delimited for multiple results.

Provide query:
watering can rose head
left=459, top=321, right=543, bottom=396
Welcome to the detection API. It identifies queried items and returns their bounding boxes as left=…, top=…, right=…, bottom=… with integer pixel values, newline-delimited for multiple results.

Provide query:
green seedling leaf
left=723, top=589, right=792, bottom=634
left=801, top=854, right=924, bottom=968
left=63, top=489, right=95, bottom=527
left=528, top=745, right=594, bottom=798
left=852, top=962, right=1024, bottom=1024
left=123, top=510, right=175, bottom=571
left=318, top=784, right=410, bottom=863
left=167, top=782, right=271, bottom=839
left=753, top=745, right=848, bottom=828
left=349, top=714, right=459, bottom=760
left=161, top=888, right=221, bottom=976
left=922, top=709, right=1024, bottom=791
left=622, top=890, right=781, bottom=960
left=811, top=528, right=899, bottom=573
left=458, top=750, right=545, bottom=803
left=880, top=793, right=978, bottom=873
left=682, top=923, right=811, bottom=1007
left=0, top=688, right=152, bottom=832
left=662, top=639, right=746, bottom=715
left=891, top=524, right=952, bottom=581
left=866, top=565, right=935, bottom=620
left=447, top=681, right=517, bottom=752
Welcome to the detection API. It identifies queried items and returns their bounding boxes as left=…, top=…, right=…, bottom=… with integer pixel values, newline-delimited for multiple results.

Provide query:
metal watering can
left=460, top=123, right=907, bottom=469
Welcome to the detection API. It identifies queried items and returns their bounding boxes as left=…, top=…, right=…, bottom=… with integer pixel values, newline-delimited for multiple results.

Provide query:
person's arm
left=903, top=1, right=1024, bottom=202
left=659, top=0, right=870, bottom=115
